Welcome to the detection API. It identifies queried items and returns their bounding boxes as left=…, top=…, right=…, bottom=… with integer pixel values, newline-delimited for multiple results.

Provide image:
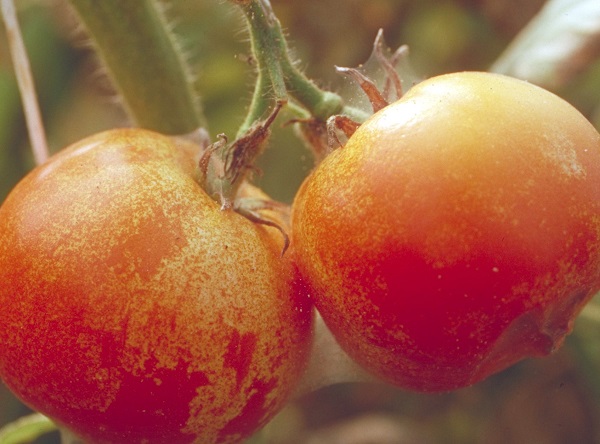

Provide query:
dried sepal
left=235, top=196, right=291, bottom=256
left=199, top=100, right=285, bottom=209
left=335, top=66, right=389, bottom=113
left=326, top=115, right=361, bottom=148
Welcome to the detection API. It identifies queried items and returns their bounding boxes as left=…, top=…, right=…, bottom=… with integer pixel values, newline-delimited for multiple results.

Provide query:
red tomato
left=0, top=129, right=313, bottom=443
left=291, top=72, right=600, bottom=392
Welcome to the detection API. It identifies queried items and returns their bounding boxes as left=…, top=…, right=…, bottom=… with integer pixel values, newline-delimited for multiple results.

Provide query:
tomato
left=0, top=129, right=313, bottom=443
left=291, top=71, right=600, bottom=392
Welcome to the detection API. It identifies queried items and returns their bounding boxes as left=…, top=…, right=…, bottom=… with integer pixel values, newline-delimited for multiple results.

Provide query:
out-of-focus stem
left=1, top=0, right=48, bottom=165
left=0, top=413, right=56, bottom=444
left=67, top=0, right=205, bottom=135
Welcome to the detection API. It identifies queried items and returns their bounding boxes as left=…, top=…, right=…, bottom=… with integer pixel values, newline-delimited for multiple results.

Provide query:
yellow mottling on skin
left=0, top=130, right=312, bottom=443
left=291, top=72, right=600, bottom=391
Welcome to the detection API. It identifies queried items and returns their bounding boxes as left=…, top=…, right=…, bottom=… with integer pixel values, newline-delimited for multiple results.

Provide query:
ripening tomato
left=291, top=71, right=600, bottom=392
left=0, top=129, right=313, bottom=443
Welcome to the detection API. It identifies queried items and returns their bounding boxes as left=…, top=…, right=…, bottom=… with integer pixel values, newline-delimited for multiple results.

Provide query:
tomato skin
left=291, top=72, right=600, bottom=392
left=0, top=129, right=313, bottom=444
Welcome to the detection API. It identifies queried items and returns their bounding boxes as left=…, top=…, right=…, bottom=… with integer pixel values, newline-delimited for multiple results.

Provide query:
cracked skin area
left=291, top=72, right=600, bottom=392
left=0, top=129, right=313, bottom=443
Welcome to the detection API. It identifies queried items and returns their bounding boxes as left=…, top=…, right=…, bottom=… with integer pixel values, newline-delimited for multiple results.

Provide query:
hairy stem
left=237, top=0, right=367, bottom=125
left=235, top=0, right=287, bottom=137
left=236, top=56, right=277, bottom=139
left=67, top=0, right=205, bottom=135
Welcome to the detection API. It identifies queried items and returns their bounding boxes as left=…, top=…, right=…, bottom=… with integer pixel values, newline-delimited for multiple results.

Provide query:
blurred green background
left=2, top=0, right=600, bottom=443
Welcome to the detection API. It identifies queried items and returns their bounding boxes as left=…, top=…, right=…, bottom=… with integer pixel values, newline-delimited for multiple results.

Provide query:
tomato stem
left=66, top=0, right=206, bottom=135
left=235, top=0, right=287, bottom=138
left=235, top=0, right=368, bottom=133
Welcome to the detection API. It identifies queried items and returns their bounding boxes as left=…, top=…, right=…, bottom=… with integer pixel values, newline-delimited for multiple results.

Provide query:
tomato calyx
left=335, top=66, right=389, bottom=114
left=327, top=30, right=410, bottom=148
left=234, top=197, right=291, bottom=255
left=199, top=100, right=284, bottom=206
left=198, top=99, right=290, bottom=253
left=293, top=31, right=409, bottom=158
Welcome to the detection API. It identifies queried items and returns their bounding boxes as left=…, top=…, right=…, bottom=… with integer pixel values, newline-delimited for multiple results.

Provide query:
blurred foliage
left=1, top=0, right=600, bottom=443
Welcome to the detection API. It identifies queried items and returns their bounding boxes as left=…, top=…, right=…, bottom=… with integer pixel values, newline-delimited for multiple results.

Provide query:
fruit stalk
left=235, top=0, right=367, bottom=134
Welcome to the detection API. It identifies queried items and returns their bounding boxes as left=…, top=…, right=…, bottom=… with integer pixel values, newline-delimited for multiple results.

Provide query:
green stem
left=0, top=413, right=56, bottom=444
left=67, top=0, right=205, bottom=135
left=236, top=56, right=275, bottom=139
left=236, top=0, right=286, bottom=137
left=245, top=0, right=287, bottom=101
left=238, top=0, right=357, bottom=123
left=201, top=0, right=372, bottom=208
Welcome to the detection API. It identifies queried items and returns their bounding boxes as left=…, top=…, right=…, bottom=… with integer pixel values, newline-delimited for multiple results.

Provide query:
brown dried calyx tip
left=198, top=101, right=290, bottom=255
left=199, top=100, right=285, bottom=208
left=335, top=66, right=388, bottom=114
left=224, top=100, right=284, bottom=187
left=235, top=197, right=291, bottom=257
left=326, top=30, right=410, bottom=146
left=335, top=29, right=408, bottom=114
left=372, top=28, right=408, bottom=103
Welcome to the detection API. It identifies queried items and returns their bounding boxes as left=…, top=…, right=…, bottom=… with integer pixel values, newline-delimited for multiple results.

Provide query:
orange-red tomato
left=291, top=72, right=600, bottom=392
left=0, top=129, right=313, bottom=443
